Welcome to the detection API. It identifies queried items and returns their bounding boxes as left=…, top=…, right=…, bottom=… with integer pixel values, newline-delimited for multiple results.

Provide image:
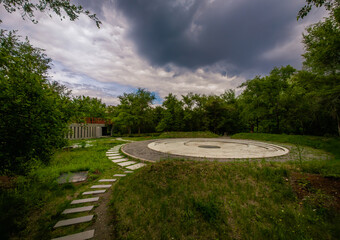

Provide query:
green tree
left=298, top=0, right=338, bottom=20
left=0, top=30, right=72, bottom=174
left=302, top=6, right=340, bottom=135
left=71, top=95, right=107, bottom=121
left=156, top=93, right=184, bottom=132
left=114, top=88, right=155, bottom=135
left=0, top=0, right=101, bottom=27
left=239, top=66, right=296, bottom=133
left=303, top=17, right=340, bottom=74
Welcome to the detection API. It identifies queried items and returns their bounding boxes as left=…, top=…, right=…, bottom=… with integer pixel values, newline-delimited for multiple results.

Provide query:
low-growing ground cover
left=110, top=160, right=339, bottom=240
left=109, top=133, right=340, bottom=239
left=232, top=133, right=340, bottom=177
left=0, top=138, right=124, bottom=239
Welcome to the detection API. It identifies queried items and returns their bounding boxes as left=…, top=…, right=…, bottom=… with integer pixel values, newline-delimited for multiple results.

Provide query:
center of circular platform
left=198, top=145, right=221, bottom=149
left=147, top=138, right=289, bottom=159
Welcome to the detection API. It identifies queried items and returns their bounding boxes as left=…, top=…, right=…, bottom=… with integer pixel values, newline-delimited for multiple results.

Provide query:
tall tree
left=156, top=93, right=184, bottom=132
left=0, top=30, right=72, bottom=174
left=302, top=6, right=340, bottom=135
left=114, top=88, right=155, bottom=135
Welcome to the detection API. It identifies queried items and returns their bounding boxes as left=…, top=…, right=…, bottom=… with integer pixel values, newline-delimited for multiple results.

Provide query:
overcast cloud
left=0, top=0, right=327, bottom=105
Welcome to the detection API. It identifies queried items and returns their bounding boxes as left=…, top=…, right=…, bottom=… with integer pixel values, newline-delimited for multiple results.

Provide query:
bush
left=0, top=30, right=72, bottom=174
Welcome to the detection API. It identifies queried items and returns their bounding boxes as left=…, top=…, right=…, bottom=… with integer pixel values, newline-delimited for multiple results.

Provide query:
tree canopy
left=0, top=30, right=72, bottom=174
left=0, top=0, right=101, bottom=27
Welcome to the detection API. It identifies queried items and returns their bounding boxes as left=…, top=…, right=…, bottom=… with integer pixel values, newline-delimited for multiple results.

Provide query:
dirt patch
left=90, top=188, right=115, bottom=240
left=290, top=172, right=340, bottom=210
left=0, top=175, right=16, bottom=189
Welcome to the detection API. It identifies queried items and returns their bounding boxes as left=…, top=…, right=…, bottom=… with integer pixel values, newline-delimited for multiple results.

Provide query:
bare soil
left=90, top=188, right=115, bottom=240
left=290, top=172, right=340, bottom=210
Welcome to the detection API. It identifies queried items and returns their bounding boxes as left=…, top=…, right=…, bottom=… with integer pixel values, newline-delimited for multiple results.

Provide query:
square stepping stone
left=82, top=190, right=106, bottom=195
left=62, top=206, right=94, bottom=214
left=57, top=171, right=88, bottom=184
left=112, top=159, right=128, bottom=163
left=54, top=215, right=94, bottom=228
left=71, top=197, right=99, bottom=205
left=52, top=230, right=95, bottom=240
left=126, top=163, right=146, bottom=170
left=99, top=179, right=117, bottom=182
left=124, top=171, right=134, bottom=173
left=90, top=184, right=111, bottom=189
left=117, top=161, right=136, bottom=167
left=113, top=174, right=126, bottom=177
left=108, top=156, right=122, bottom=159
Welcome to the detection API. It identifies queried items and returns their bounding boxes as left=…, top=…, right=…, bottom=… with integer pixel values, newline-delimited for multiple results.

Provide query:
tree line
left=1, top=0, right=338, bottom=174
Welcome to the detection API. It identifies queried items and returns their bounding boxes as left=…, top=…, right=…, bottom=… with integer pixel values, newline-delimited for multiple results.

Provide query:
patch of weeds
left=191, top=195, right=221, bottom=223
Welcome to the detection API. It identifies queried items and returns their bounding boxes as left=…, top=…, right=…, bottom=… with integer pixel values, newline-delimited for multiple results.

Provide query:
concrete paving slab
left=52, top=230, right=95, bottom=240
left=90, top=185, right=111, bottom=189
left=113, top=174, right=126, bottom=177
left=62, top=206, right=94, bottom=214
left=108, top=156, right=122, bottom=159
left=106, top=153, right=120, bottom=156
left=57, top=171, right=88, bottom=184
left=117, top=161, right=136, bottom=166
left=126, top=163, right=146, bottom=170
left=124, top=171, right=134, bottom=173
left=99, top=179, right=117, bottom=182
left=71, top=197, right=99, bottom=205
left=112, top=159, right=128, bottom=163
left=147, top=138, right=289, bottom=159
left=82, top=190, right=106, bottom=195
left=54, top=215, right=93, bottom=228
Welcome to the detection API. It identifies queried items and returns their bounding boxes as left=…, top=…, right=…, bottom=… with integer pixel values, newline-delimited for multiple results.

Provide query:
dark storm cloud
left=115, top=0, right=306, bottom=74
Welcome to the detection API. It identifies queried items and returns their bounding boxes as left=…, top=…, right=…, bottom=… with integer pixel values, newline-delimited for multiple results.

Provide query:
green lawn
left=110, top=160, right=339, bottom=239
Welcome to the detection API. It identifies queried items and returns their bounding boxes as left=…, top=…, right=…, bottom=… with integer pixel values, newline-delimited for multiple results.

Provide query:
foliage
left=71, top=95, right=107, bottom=121
left=156, top=93, right=184, bottom=132
left=0, top=30, right=72, bottom=174
left=158, top=131, right=218, bottom=138
left=303, top=15, right=340, bottom=74
left=0, top=138, right=123, bottom=239
left=297, top=0, right=338, bottom=20
left=0, top=0, right=101, bottom=27
left=232, top=133, right=340, bottom=176
left=239, top=66, right=297, bottom=133
left=112, top=88, right=155, bottom=135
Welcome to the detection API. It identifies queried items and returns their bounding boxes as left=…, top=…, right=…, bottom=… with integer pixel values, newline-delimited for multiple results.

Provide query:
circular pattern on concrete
left=121, top=138, right=289, bottom=162
left=148, top=138, right=289, bottom=159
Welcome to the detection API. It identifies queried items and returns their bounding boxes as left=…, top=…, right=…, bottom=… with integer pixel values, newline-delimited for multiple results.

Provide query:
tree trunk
left=256, top=118, right=259, bottom=133
left=138, top=126, right=141, bottom=136
left=128, top=126, right=131, bottom=135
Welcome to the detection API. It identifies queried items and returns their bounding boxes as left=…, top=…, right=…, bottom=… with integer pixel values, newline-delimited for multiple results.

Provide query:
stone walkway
left=52, top=143, right=147, bottom=240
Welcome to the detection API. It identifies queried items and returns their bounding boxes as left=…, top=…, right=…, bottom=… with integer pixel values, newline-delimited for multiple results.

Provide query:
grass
left=2, top=132, right=339, bottom=239
left=232, top=133, right=340, bottom=177
left=110, top=160, right=339, bottom=239
left=0, top=137, right=124, bottom=239
left=120, top=131, right=219, bottom=141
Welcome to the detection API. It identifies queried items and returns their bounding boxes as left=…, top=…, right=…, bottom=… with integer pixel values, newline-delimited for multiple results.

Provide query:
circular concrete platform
left=121, top=138, right=289, bottom=162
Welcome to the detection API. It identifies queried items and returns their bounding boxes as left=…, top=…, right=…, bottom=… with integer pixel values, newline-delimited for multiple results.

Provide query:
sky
left=0, top=0, right=327, bottom=105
